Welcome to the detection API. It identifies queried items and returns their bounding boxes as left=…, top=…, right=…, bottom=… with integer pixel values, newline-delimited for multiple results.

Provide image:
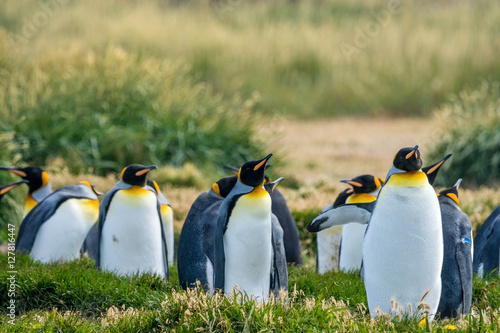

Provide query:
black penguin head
left=392, top=145, right=423, bottom=171
left=0, top=180, right=29, bottom=200
left=225, top=163, right=271, bottom=184
left=340, top=174, right=381, bottom=194
left=211, top=176, right=238, bottom=198
left=438, top=178, right=462, bottom=206
left=264, top=176, right=285, bottom=194
left=0, top=166, right=48, bottom=193
left=237, top=153, right=273, bottom=187
left=120, top=164, right=157, bottom=187
left=422, top=153, right=452, bottom=186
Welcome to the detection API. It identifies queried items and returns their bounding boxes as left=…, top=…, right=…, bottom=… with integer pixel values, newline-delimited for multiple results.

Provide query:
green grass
left=0, top=253, right=498, bottom=332
left=429, top=80, right=500, bottom=188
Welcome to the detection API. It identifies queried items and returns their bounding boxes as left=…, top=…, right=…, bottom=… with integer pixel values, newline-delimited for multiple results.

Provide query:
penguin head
left=212, top=176, right=238, bottom=198
left=79, top=181, right=104, bottom=196
left=237, top=153, right=273, bottom=187
left=392, top=145, right=423, bottom=171
left=0, top=180, right=29, bottom=200
left=340, top=174, right=382, bottom=194
left=120, top=164, right=157, bottom=187
left=264, top=176, right=285, bottom=194
left=0, top=166, right=49, bottom=193
left=437, top=178, right=462, bottom=206
left=225, top=163, right=272, bottom=184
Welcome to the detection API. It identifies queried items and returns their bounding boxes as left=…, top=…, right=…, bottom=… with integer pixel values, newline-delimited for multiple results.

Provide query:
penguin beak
left=340, top=179, right=363, bottom=187
left=453, top=178, right=463, bottom=189
left=253, top=153, right=273, bottom=171
left=405, top=145, right=419, bottom=160
left=424, top=154, right=452, bottom=176
left=0, top=180, right=29, bottom=195
left=271, top=177, right=285, bottom=191
left=135, top=165, right=157, bottom=176
left=224, top=165, right=239, bottom=175
left=0, top=167, right=27, bottom=178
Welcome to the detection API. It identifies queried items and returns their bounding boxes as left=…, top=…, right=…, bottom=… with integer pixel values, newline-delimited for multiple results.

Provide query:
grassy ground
left=1, top=118, right=499, bottom=331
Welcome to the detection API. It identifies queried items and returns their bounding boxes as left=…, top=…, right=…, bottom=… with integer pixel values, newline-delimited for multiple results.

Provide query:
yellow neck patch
left=388, top=171, right=428, bottom=187
left=25, top=194, right=38, bottom=215
left=123, top=185, right=150, bottom=195
left=347, top=193, right=377, bottom=204
left=246, top=185, right=268, bottom=198
left=41, top=171, right=50, bottom=187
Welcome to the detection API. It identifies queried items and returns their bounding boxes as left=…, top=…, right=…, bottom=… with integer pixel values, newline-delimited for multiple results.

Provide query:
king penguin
left=147, top=179, right=175, bottom=267
left=0, top=180, right=29, bottom=201
left=309, top=146, right=444, bottom=321
left=16, top=181, right=101, bottom=263
left=214, top=154, right=287, bottom=302
left=224, top=164, right=302, bottom=266
left=177, top=175, right=237, bottom=293
left=436, top=179, right=473, bottom=319
left=96, top=164, right=169, bottom=278
left=0, top=166, right=52, bottom=216
left=337, top=175, right=381, bottom=272
left=473, top=204, right=500, bottom=278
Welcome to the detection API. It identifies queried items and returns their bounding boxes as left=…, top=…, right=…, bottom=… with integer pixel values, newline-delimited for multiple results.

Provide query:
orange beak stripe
left=135, top=169, right=152, bottom=176
left=10, top=170, right=27, bottom=178
left=254, top=159, right=268, bottom=171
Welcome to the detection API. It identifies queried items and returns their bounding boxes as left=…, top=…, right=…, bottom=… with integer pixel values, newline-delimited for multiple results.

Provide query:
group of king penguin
left=1, top=145, right=499, bottom=321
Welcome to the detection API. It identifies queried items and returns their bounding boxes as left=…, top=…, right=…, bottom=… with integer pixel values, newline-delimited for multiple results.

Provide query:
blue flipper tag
left=460, top=238, right=471, bottom=244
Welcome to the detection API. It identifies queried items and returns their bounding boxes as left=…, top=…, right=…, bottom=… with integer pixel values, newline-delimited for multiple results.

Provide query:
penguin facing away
left=177, top=175, right=237, bottom=293
left=96, top=164, right=169, bottom=278
left=0, top=166, right=53, bottom=216
left=0, top=180, right=29, bottom=201
left=148, top=179, right=175, bottom=267
left=214, top=154, right=287, bottom=302
left=309, top=146, right=444, bottom=321
left=225, top=164, right=302, bottom=266
left=16, top=181, right=101, bottom=263
left=473, top=204, right=500, bottom=278
left=436, top=179, right=473, bottom=319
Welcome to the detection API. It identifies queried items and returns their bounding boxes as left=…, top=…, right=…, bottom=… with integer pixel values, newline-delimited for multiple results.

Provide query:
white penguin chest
left=31, top=198, right=98, bottom=263
left=223, top=190, right=273, bottom=301
left=363, top=180, right=443, bottom=317
left=100, top=188, right=165, bottom=276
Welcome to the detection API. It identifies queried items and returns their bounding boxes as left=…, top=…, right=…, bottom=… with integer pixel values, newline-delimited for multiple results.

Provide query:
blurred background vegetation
left=0, top=0, right=499, bottom=183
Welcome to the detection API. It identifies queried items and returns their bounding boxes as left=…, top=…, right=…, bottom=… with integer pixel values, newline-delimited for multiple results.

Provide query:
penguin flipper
left=156, top=198, right=169, bottom=279
left=271, top=214, right=288, bottom=295
left=95, top=183, right=124, bottom=269
left=307, top=202, right=375, bottom=233
left=80, top=224, right=98, bottom=260
left=456, top=238, right=473, bottom=315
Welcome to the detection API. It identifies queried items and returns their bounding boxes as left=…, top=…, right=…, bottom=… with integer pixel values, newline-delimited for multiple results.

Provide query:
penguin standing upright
left=309, top=146, right=444, bottom=321
left=473, top=204, right=500, bottom=278
left=0, top=180, right=29, bottom=201
left=338, top=175, right=381, bottom=272
left=148, top=179, right=175, bottom=267
left=436, top=179, right=473, bottom=319
left=225, top=164, right=302, bottom=266
left=96, top=164, right=169, bottom=278
left=214, top=154, right=287, bottom=302
left=16, top=181, right=101, bottom=263
left=0, top=166, right=52, bottom=216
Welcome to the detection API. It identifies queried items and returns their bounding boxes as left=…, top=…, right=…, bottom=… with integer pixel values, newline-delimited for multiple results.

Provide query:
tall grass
left=0, top=38, right=266, bottom=175
left=429, top=80, right=500, bottom=188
